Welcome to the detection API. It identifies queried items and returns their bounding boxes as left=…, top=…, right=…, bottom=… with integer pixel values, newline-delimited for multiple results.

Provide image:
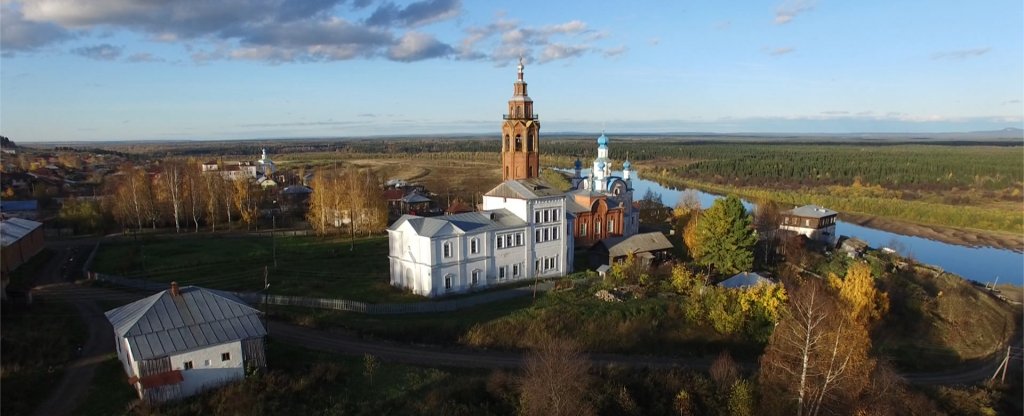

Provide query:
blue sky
left=1, top=0, right=1021, bottom=141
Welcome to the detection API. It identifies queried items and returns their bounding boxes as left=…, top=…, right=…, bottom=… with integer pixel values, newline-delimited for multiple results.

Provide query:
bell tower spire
left=501, top=57, right=540, bottom=180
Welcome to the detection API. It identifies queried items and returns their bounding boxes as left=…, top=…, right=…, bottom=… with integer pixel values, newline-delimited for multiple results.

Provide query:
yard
left=90, top=233, right=425, bottom=303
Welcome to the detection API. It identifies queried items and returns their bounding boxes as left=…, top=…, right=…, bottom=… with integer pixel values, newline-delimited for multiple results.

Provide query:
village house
left=779, top=204, right=838, bottom=246
left=588, top=231, right=674, bottom=268
left=105, top=283, right=267, bottom=402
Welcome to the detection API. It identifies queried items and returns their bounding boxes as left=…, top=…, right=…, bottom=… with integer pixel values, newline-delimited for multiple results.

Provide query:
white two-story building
left=388, top=178, right=574, bottom=297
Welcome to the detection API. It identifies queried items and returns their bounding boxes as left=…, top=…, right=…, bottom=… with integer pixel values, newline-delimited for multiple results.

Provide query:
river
left=567, top=169, right=1023, bottom=285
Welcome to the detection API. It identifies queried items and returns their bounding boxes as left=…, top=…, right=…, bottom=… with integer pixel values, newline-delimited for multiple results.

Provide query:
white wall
left=169, top=341, right=245, bottom=397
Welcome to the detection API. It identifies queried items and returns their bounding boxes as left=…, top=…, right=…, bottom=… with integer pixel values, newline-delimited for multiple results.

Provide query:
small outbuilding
left=105, top=283, right=267, bottom=402
left=718, top=272, right=774, bottom=289
left=1, top=217, right=44, bottom=276
left=837, top=236, right=870, bottom=258
left=589, top=231, right=674, bottom=268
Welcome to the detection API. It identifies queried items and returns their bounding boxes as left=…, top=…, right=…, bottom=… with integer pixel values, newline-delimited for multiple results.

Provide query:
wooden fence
left=92, top=273, right=544, bottom=315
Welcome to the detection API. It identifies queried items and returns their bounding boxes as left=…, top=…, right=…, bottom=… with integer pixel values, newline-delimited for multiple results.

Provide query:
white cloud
left=775, top=0, right=816, bottom=25
left=930, top=47, right=991, bottom=60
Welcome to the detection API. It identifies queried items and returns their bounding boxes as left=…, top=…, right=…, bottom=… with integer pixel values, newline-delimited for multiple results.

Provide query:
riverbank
left=841, top=212, right=1024, bottom=254
left=639, top=169, right=1023, bottom=253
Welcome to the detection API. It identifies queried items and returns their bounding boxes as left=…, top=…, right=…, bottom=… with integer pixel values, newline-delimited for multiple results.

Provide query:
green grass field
left=91, top=234, right=425, bottom=303
left=266, top=295, right=538, bottom=345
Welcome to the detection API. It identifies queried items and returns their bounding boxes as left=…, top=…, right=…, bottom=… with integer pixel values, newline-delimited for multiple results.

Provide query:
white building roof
left=785, top=205, right=837, bottom=218
left=388, top=209, right=527, bottom=238
left=485, top=178, right=565, bottom=200
left=1, top=217, right=42, bottom=247
left=718, top=272, right=774, bottom=289
left=105, top=286, right=265, bottom=361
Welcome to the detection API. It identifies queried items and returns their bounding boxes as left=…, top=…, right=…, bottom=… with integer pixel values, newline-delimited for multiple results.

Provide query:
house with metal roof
left=780, top=204, right=838, bottom=245
left=588, top=231, right=674, bottom=268
left=718, top=272, right=774, bottom=289
left=104, top=283, right=266, bottom=402
left=1, top=217, right=44, bottom=276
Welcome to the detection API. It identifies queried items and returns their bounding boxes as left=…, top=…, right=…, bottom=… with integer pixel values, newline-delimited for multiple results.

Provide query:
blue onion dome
left=597, top=161, right=606, bottom=169
left=574, top=158, right=582, bottom=169
left=597, top=133, right=608, bottom=146
left=623, top=160, right=631, bottom=169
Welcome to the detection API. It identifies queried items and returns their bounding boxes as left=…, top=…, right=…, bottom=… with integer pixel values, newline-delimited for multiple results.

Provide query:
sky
left=1, top=0, right=1022, bottom=142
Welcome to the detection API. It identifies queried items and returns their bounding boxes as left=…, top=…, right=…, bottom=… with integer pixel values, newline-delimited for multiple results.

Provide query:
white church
left=388, top=59, right=636, bottom=297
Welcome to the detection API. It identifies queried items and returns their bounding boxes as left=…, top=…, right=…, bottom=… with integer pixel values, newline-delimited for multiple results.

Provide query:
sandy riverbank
left=840, top=212, right=1024, bottom=253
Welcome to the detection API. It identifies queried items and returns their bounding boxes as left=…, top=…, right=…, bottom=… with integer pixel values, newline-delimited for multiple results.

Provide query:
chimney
left=170, top=281, right=180, bottom=296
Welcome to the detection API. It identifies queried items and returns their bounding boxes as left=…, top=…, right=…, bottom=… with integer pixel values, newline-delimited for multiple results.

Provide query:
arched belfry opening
left=501, top=56, right=540, bottom=181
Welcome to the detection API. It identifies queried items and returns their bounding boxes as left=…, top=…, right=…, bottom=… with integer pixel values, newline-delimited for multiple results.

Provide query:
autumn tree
left=158, top=160, right=184, bottom=232
left=693, top=195, right=756, bottom=274
left=203, top=172, right=224, bottom=232
left=754, top=199, right=782, bottom=265
left=307, top=167, right=387, bottom=237
left=636, top=189, right=670, bottom=226
left=108, top=165, right=155, bottom=232
left=682, top=211, right=702, bottom=260
left=828, top=262, right=889, bottom=323
left=759, top=280, right=874, bottom=416
left=518, top=336, right=594, bottom=416
left=59, top=198, right=105, bottom=234
left=233, top=178, right=261, bottom=231
left=182, top=160, right=204, bottom=232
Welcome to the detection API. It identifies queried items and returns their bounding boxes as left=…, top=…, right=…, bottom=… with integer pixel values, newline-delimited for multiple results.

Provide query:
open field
left=91, top=234, right=425, bottom=303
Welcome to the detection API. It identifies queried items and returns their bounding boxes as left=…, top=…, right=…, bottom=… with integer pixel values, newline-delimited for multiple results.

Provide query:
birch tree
left=159, top=161, right=184, bottom=233
left=759, top=280, right=873, bottom=416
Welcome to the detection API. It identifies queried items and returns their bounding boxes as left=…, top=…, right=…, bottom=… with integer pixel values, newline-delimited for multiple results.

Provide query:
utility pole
left=272, top=214, right=277, bottom=268
left=990, top=346, right=1012, bottom=383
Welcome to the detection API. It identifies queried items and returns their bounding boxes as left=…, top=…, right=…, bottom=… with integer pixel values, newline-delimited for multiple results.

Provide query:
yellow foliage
left=829, top=262, right=888, bottom=322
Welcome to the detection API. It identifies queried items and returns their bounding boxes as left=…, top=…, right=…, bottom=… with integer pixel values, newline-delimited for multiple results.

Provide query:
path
left=29, top=240, right=113, bottom=416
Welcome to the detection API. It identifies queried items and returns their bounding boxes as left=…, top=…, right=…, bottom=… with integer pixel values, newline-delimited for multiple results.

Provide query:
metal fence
left=93, top=273, right=544, bottom=315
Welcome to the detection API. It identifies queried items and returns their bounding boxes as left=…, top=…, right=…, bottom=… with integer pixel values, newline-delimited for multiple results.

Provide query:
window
left=608, top=219, right=614, bottom=234
left=536, top=229, right=542, bottom=242
left=444, top=275, right=453, bottom=290
left=183, top=361, right=194, bottom=370
left=535, top=211, right=541, bottom=223
left=535, top=259, right=541, bottom=272
left=543, top=228, right=549, bottom=241
left=543, top=210, right=550, bottom=222
left=222, top=352, right=231, bottom=361
left=499, top=266, right=507, bottom=280
left=581, top=221, right=587, bottom=236
left=513, top=263, right=520, bottom=277
left=204, top=359, right=212, bottom=367
left=552, top=227, right=558, bottom=240
left=497, top=236, right=505, bottom=249
left=470, top=238, right=479, bottom=254
left=553, top=208, right=559, bottom=219
left=472, top=270, right=480, bottom=286
left=804, top=219, right=810, bottom=227
left=596, top=222, right=601, bottom=235
left=515, top=233, right=523, bottom=246
left=442, top=242, right=452, bottom=258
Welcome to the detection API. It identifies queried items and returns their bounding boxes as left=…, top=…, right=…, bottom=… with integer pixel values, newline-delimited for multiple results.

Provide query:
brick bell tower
left=501, top=57, right=540, bottom=181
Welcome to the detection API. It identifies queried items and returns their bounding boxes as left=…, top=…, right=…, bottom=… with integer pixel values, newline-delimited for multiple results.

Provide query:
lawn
left=90, top=234, right=425, bottom=303
left=72, top=355, right=138, bottom=416
left=266, top=294, right=539, bottom=346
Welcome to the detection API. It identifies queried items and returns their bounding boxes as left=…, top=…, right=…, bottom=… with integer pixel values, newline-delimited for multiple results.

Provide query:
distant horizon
left=11, top=127, right=1023, bottom=145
